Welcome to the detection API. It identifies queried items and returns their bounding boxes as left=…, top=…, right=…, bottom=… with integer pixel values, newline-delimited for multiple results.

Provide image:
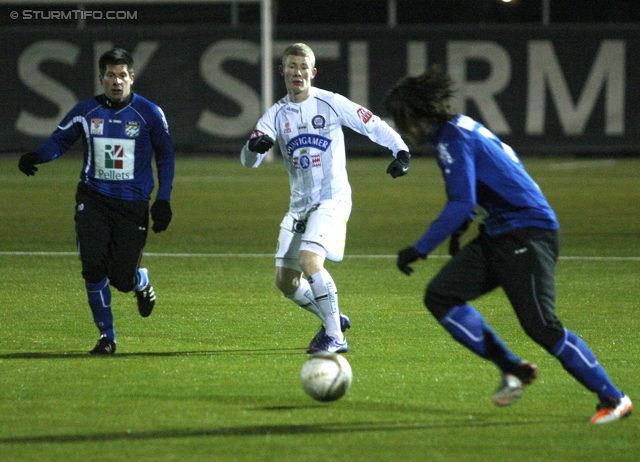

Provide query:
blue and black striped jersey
left=36, top=93, right=174, bottom=202
left=414, top=114, right=558, bottom=255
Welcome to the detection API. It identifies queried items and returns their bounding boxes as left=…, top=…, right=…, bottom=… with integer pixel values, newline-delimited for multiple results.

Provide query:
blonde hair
left=281, top=43, right=315, bottom=67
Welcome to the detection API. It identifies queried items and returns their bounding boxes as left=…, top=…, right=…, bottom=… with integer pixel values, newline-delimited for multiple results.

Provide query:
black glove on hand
left=248, top=134, right=275, bottom=154
left=386, top=150, right=410, bottom=178
left=151, top=200, right=172, bottom=233
left=448, top=234, right=462, bottom=256
left=397, top=246, right=426, bottom=276
left=18, top=152, right=41, bottom=176
left=448, top=218, right=473, bottom=256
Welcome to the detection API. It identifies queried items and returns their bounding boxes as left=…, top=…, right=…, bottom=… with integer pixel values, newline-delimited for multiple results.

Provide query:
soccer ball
left=300, top=352, right=352, bottom=402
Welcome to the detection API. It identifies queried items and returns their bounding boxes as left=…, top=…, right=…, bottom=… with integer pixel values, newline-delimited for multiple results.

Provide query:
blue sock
left=86, top=278, right=115, bottom=341
left=552, top=329, right=623, bottom=400
left=440, top=304, right=521, bottom=372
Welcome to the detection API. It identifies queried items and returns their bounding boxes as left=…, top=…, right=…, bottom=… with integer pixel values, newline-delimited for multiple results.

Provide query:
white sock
left=308, top=269, right=342, bottom=340
left=286, top=277, right=324, bottom=322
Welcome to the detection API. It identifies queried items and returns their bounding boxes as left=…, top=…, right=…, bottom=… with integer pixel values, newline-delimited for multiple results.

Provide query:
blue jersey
left=414, top=114, right=558, bottom=255
left=35, top=93, right=175, bottom=202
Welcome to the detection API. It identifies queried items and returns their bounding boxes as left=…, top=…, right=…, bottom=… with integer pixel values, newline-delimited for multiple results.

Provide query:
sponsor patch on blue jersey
left=125, top=121, right=140, bottom=138
left=91, top=119, right=104, bottom=135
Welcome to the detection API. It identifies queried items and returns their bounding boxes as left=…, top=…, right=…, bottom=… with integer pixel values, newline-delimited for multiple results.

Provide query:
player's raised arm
left=332, top=93, right=410, bottom=177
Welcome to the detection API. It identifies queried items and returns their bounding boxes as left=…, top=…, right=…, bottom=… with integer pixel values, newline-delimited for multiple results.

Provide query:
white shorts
left=275, top=200, right=352, bottom=271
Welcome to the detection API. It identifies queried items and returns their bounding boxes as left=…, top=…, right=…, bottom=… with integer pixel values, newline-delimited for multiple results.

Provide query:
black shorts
left=74, top=182, right=149, bottom=292
left=425, top=226, right=564, bottom=350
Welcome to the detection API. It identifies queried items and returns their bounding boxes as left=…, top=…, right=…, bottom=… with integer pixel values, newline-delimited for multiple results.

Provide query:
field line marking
left=1, top=251, right=639, bottom=261
left=549, top=159, right=618, bottom=170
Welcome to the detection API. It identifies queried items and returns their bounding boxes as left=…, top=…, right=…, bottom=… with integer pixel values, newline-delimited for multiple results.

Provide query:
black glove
left=397, top=246, right=426, bottom=276
left=448, top=218, right=473, bottom=256
left=248, top=134, right=275, bottom=154
left=151, top=200, right=172, bottom=233
left=386, top=150, right=410, bottom=178
left=18, top=152, right=41, bottom=176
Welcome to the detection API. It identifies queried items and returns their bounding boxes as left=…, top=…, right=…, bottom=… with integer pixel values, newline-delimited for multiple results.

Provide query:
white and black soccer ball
left=300, top=352, right=352, bottom=402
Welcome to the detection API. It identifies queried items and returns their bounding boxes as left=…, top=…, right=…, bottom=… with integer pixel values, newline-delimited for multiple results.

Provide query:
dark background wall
left=2, top=1, right=638, bottom=156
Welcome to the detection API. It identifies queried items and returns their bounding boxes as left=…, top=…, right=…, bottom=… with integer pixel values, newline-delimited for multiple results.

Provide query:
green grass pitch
left=0, top=154, right=639, bottom=461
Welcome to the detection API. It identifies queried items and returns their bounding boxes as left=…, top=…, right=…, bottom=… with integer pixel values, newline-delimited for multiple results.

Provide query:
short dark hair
left=384, top=65, right=456, bottom=133
left=98, top=48, right=134, bottom=75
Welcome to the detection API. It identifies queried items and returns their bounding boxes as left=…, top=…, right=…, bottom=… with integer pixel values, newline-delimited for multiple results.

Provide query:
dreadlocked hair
left=384, top=65, right=456, bottom=133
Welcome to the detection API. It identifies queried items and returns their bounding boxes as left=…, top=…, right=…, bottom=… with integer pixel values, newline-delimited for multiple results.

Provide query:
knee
left=82, top=267, right=106, bottom=286
left=424, top=283, right=458, bottom=321
left=298, top=250, right=323, bottom=277
left=521, top=321, right=564, bottom=352
left=109, top=273, right=136, bottom=293
left=275, top=272, right=298, bottom=296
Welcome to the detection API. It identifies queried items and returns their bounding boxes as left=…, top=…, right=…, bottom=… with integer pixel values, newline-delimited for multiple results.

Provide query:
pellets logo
left=93, top=137, right=135, bottom=181
left=105, top=144, right=125, bottom=169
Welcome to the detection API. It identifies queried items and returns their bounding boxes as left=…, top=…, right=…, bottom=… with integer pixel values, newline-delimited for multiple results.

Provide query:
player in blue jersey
left=18, top=48, right=175, bottom=355
left=383, top=65, right=631, bottom=424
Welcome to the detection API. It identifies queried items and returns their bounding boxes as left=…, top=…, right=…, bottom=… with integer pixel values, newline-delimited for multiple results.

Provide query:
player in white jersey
left=241, top=43, right=410, bottom=353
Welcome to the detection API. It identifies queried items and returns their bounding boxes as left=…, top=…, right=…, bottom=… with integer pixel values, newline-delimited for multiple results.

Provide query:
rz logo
left=105, top=145, right=124, bottom=169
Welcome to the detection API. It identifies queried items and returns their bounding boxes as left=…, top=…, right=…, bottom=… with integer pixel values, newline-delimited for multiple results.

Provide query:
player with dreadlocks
left=383, top=65, right=632, bottom=424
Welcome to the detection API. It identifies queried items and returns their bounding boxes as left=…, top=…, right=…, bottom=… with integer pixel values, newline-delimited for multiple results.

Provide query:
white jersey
left=241, top=87, right=408, bottom=213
